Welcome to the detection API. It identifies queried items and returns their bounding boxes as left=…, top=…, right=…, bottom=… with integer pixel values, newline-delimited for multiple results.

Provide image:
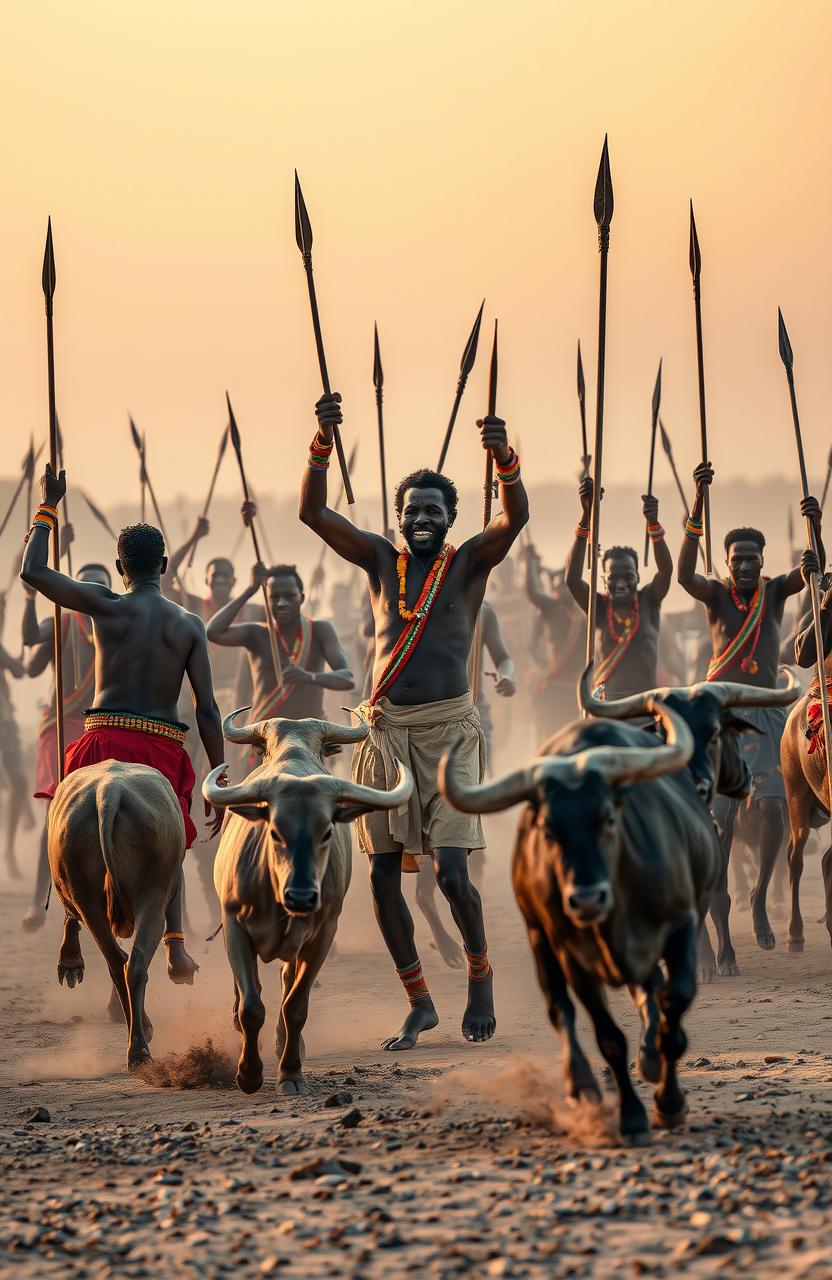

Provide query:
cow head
left=577, top=664, right=800, bottom=807
left=440, top=697, right=692, bottom=928
left=203, top=710, right=413, bottom=917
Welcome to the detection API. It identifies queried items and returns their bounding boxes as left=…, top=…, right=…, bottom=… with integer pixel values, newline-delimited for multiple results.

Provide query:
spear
left=821, top=444, right=832, bottom=510
left=80, top=490, right=117, bottom=540
left=0, top=441, right=39, bottom=543
left=140, top=431, right=147, bottom=522
left=659, top=417, right=705, bottom=566
left=42, top=218, right=65, bottom=783
left=689, top=202, right=713, bottom=573
left=24, top=434, right=36, bottom=537
left=247, top=481, right=275, bottom=566
left=577, top=340, right=590, bottom=477
left=128, top=417, right=185, bottom=597
left=778, top=307, right=832, bottom=843
left=186, top=424, right=229, bottom=570
left=56, top=418, right=81, bottom=686
left=436, top=300, right=485, bottom=472
left=643, top=358, right=663, bottom=566
left=294, top=171, right=354, bottom=504
left=373, top=323, right=390, bottom=537
left=470, top=319, right=499, bottom=703
left=787, top=506, right=796, bottom=567
left=226, top=392, right=283, bottom=686
left=585, top=136, right=614, bottom=681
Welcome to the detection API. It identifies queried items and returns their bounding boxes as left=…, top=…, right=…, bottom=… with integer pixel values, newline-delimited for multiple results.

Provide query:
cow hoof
left=128, top=1047, right=152, bottom=1072
left=277, top=1078, right=306, bottom=1096
left=567, top=1079, right=602, bottom=1106
left=654, top=1100, right=688, bottom=1129
left=787, top=937, right=804, bottom=954
left=58, top=962, right=85, bottom=989
left=717, top=956, right=739, bottom=978
left=753, top=925, right=776, bottom=951
left=637, top=1047, right=661, bottom=1085
left=697, top=964, right=716, bottom=985
left=236, top=1070, right=263, bottom=1095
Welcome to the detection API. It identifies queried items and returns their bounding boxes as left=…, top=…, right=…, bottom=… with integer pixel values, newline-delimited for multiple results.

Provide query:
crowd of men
left=3, top=391, right=829, bottom=1057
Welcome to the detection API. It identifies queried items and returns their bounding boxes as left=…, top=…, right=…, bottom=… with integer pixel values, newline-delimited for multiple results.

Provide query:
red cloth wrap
left=34, top=715, right=85, bottom=800
left=37, top=725, right=198, bottom=849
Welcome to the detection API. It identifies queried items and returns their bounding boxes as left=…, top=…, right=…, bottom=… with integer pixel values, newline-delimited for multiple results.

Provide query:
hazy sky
left=2, top=0, right=831, bottom=513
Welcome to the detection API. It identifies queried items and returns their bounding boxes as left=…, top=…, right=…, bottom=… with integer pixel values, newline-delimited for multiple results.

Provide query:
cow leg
left=77, top=906, right=138, bottom=1065
left=22, top=821, right=50, bottom=932
left=654, top=916, right=698, bottom=1127
left=526, top=924, right=600, bottom=1103
left=414, top=859, right=465, bottom=969
left=223, top=914, right=264, bottom=1093
left=749, top=797, right=785, bottom=951
left=276, top=924, right=337, bottom=1095
left=123, top=901, right=165, bottom=1067
left=563, top=957, right=649, bottom=1144
left=57, top=910, right=85, bottom=988
left=629, top=967, right=662, bottom=1085
left=711, top=796, right=739, bottom=977
left=786, top=823, right=811, bottom=953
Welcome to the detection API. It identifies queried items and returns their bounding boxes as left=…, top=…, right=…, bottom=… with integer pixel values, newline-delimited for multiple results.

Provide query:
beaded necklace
left=397, top=545, right=452, bottom=621
left=370, top=545, right=456, bottom=704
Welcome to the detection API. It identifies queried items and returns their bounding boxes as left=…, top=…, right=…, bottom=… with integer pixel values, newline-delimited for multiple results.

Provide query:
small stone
left=764, top=1055, right=787, bottom=1065
left=338, top=1109, right=363, bottom=1130
left=290, top=1156, right=362, bottom=1182
left=24, top=1107, right=51, bottom=1124
left=324, top=1091, right=354, bottom=1109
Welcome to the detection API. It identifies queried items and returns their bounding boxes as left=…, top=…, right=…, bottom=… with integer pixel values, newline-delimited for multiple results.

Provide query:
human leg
left=433, top=846, right=495, bottom=1042
left=368, top=851, right=438, bottom=1051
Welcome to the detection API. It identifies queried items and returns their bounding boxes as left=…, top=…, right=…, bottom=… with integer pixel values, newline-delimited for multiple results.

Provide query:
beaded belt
left=83, top=709, right=188, bottom=746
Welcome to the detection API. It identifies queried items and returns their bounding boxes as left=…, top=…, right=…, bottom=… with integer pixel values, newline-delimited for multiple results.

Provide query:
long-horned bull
left=48, top=761, right=186, bottom=1070
left=579, top=664, right=801, bottom=979
left=440, top=697, right=722, bottom=1144
left=203, top=708, right=413, bottom=1095
left=780, top=685, right=832, bottom=954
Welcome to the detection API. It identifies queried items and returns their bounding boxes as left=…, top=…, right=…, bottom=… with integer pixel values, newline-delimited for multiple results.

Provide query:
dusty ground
left=1, top=812, right=831, bottom=1279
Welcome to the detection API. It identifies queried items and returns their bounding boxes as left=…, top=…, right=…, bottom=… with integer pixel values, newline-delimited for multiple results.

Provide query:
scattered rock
left=324, top=1091, right=354, bottom=1109
left=338, top=1109, right=363, bottom=1130
left=290, top=1156, right=362, bottom=1182
left=23, top=1106, right=51, bottom=1124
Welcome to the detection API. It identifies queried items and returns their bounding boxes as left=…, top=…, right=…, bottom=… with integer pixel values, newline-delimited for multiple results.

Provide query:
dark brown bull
left=578, top=666, right=801, bottom=977
left=48, top=761, right=185, bottom=1069
left=441, top=698, right=711, bottom=1144
left=203, top=710, right=412, bottom=1095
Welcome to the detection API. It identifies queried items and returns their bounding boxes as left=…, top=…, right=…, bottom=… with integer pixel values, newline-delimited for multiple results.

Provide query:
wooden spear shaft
left=690, top=203, right=713, bottom=573
left=56, top=423, right=81, bottom=686
left=470, top=320, right=499, bottom=704
left=186, top=426, right=229, bottom=570
left=42, top=220, right=64, bottom=784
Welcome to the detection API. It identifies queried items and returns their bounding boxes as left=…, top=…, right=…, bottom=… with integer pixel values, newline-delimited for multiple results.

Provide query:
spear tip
left=225, top=390, right=242, bottom=453
left=577, top=340, right=585, bottom=402
left=294, top=170, right=313, bottom=256
left=777, top=306, right=793, bottom=370
left=593, top=135, right=614, bottom=229
left=827, top=442, right=832, bottom=469
left=689, top=200, right=702, bottom=282
left=373, top=321, right=383, bottom=390
left=41, top=216, right=56, bottom=302
left=652, top=358, right=663, bottom=420
left=128, top=415, right=142, bottom=452
left=459, top=298, right=485, bottom=379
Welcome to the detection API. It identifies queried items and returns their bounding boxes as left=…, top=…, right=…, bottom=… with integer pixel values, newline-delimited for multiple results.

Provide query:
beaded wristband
left=308, top=434, right=334, bottom=471
left=647, top=523, right=666, bottom=542
left=575, top=524, right=590, bottom=540
left=684, top=516, right=704, bottom=540
left=163, top=931, right=185, bottom=946
left=495, top=448, right=521, bottom=485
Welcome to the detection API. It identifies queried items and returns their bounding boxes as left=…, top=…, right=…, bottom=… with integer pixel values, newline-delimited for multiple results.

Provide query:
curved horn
left=222, top=706, right=266, bottom=746
left=439, top=740, right=578, bottom=814
left=578, top=662, right=668, bottom=719
left=312, top=710, right=371, bottom=746
left=690, top=666, right=801, bottom=709
left=202, top=765, right=267, bottom=808
left=334, top=758, right=413, bottom=810
left=568, top=696, right=693, bottom=785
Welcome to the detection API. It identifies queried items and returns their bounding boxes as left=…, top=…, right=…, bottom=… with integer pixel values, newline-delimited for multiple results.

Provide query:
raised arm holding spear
left=225, top=392, right=283, bottom=689
left=436, top=300, right=485, bottom=472
left=294, top=172, right=354, bottom=504
left=585, top=137, right=614, bottom=677
left=308, top=441, right=359, bottom=612
left=56, top=419, right=81, bottom=685
left=186, top=424, right=229, bottom=570
left=689, top=202, right=713, bottom=573
left=659, top=418, right=705, bottom=565
left=643, top=359, right=662, bottom=567
left=470, top=320, right=499, bottom=703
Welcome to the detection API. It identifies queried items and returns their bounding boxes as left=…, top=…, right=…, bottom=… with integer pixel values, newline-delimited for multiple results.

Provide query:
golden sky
left=1, top=0, right=831, bottom=515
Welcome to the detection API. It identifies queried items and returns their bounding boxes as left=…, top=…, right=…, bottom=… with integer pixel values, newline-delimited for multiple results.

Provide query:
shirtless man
left=20, top=565, right=108, bottom=930
left=300, top=391, right=528, bottom=1050
left=566, top=479, right=672, bottom=698
left=524, top=547, right=584, bottom=738
left=206, top=563, right=354, bottom=727
left=678, top=462, right=822, bottom=967
left=0, top=593, right=33, bottom=880
left=21, top=468, right=225, bottom=983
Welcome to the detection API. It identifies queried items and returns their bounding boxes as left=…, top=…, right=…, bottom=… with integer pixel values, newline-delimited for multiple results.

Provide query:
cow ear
left=332, top=804, right=369, bottom=824
left=725, top=713, right=763, bottom=736
left=229, top=804, right=269, bottom=822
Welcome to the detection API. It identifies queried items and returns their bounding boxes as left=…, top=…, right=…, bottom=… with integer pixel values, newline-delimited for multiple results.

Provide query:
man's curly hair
left=269, top=564, right=304, bottom=594
left=117, top=524, right=165, bottom=578
left=725, top=527, right=765, bottom=554
left=394, top=469, right=458, bottom=523
left=603, top=545, right=639, bottom=570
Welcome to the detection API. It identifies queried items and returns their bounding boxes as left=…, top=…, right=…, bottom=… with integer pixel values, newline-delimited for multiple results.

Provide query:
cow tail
left=97, top=781, right=134, bottom=939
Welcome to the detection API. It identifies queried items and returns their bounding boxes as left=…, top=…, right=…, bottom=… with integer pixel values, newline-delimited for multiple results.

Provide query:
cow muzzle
left=565, top=880, right=613, bottom=926
left=282, top=884, right=321, bottom=917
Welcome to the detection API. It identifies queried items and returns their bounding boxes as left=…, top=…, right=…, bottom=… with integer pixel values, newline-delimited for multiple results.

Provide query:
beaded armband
left=308, top=435, right=334, bottom=471
left=575, top=524, right=590, bottom=540
left=647, top=522, right=666, bottom=542
left=495, top=448, right=521, bottom=485
left=26, top=503, right=59, bottom=542
left=684, top=515, right=704, bottom=540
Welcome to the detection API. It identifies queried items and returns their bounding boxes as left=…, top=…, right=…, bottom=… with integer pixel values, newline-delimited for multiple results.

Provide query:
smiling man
left=206, top=563, right=355, bottom=724
left=566, top=476, right=672, bottom=699
left=299, top=391, right=528, bottom=1052
left=678, top=461, right=822, bottom=960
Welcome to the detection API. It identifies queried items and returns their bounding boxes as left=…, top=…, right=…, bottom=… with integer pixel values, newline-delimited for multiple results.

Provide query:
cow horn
left=202, top=765, right=267, bottom=808
left=689, top=666, right=801, bottom=708
left=334, top=758, right=413, bottom=810
left=567, top=696, right=693, bottom=785
left=222, top=707, right=266, bottom=746
left=578, top=662, right=672, bottom=720
left=311, top=710, right=371, bottom=746
left=439, top=740, right=573, bottom=814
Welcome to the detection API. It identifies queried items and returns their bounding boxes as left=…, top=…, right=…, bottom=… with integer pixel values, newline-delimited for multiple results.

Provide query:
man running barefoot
left=300, top=392, right=529, bottom=1050
left=21, top=465, right=225, bottom=984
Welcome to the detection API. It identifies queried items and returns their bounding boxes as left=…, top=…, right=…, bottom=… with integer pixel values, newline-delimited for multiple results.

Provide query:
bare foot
left=166, top=941, right=199, bottom=985
left=381, top=999, right=439, bottom=1051
left=21, top=905, right=47, bottom=932
left=462, top=972, right=495, bottom=1043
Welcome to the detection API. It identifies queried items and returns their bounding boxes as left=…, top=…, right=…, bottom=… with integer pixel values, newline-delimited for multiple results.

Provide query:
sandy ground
left=1, top=810, right=831, bottom=1279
